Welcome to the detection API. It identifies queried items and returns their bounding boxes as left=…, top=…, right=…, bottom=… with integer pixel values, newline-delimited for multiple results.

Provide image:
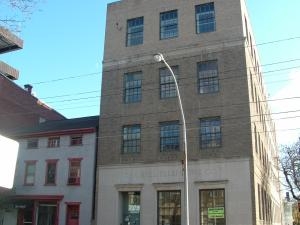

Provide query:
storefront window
left=200, top=189, right=225, bottom=225
left=121, top=192, right=140, bottom=225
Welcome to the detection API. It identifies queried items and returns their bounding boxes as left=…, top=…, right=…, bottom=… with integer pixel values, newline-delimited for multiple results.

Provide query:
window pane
left=198, top=60, right=219, bottom=94
left=158, top=191, right=181, bottom=225
left=160, top=66, right=178, bottom=99
left=160, top=122, right=180, bottom=152
left=46, top=162, right=56, bottom=185
left=68, top=160, right=81, bottom=185
left=48, top=137, right=60, bottom=148
left=27, top=139, right=38, bottom=149
left=196, top=3, right=216, bottom=33
left=70, top=135, right=83, bottom=146
left=122, top=192, right=140, bottom=225
left=200, top=189, right=225, bottom=225
left=200, top=117, right=221, bottom=148
left=123, top=125, right=141, bottom=153
left=127, top=17, right=144, bottom=46
left=124, top=72, right=142, bottom=103
left=25, top=163, right=36, bottom=185
left=160, top=10, right=178, bottom=39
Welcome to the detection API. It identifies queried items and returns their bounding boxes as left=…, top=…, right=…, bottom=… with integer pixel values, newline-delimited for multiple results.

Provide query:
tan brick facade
left=97, top=0, right=282, bottom=224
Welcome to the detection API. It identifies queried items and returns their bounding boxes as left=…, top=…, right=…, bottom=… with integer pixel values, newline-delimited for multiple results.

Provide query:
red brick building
left=0, top=27, right=65, bottom=136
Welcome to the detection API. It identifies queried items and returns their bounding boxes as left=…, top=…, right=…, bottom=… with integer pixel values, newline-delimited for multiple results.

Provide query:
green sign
left=208, top=207, right=224, bottom=218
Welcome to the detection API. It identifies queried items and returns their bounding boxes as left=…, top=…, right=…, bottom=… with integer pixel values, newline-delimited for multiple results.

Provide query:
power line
left=30, top=63, right=300, bottom=106
left=31, top=72, right=101, bottom=85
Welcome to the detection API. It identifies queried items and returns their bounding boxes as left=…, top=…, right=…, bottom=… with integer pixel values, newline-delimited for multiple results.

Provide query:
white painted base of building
left=97, top=158, right=255, bottom=225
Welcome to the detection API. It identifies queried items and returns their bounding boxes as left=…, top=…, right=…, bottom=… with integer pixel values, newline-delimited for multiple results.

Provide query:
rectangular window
left=66, top=204, right=80, bottom=224
left=160, top=10, right=178, bottom=39
left=198, top=60, right=219, bottom=94
left=45, top=160, right=57, bottom=185
left=196, top=2, right=216, bottom=33
left=47, top=137, right=60, bottom=148
left=160, top=121, right=180, bottom=152
left=70, top=135, right=83, bottom=146
left=122, top=125, right=141, bottom=153
left=121, top=192, right=141, bottom=225
left=200, top=117, right=221, bottom=148
left=158, top=191, right=181, bottom=225
left=68, top=159, right=81, bottom=185
left=124, top=72, right=142, bottom=103
left=37, top=204, right=57, bottom=225
left=127, top=17, right=144, bottom=46
left=160, top=66, right=178, bottom=99
left=24, top=161, right=36, bottom=185
left=27, top=139, right=38, bottom=149
left=200, top=189, right=225, bottom=225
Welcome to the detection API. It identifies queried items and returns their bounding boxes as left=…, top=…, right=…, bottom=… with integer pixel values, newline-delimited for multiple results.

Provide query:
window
left=200, top=117, right=221, bottom=148
left=160, top=121, right=180, bottom=152
left=68, top=159, right=82, bottom=185
left=127, top=17, right=144, bottom=46
left=122, top=125, right=141, bottom=153
left=200, top=189, right=225, bottom=225
left=27, top=139, right=38, bottom=149
left=47, top=137, right=60, bottom=148
left=70, top=135, right=83, bottom=146
left=158, top=191, right=181, bottom=225
left=160, top=10, right=178, bottom=39
left=24, top=161, right=36, bottom=185
left=124, top=72, right=142, bottom=103
left=198, top=60, right=219, bottom=94
left=196, top=2, right=216, bottom=33
left=45, top=160, right=57, bottom=185
left=37, top=204, right=57, bottom=225
left=121, top=192, right=141, bottom=225
left=160, top=66, right=178, bottom=99
left=67, top=204, right=80, bottom=224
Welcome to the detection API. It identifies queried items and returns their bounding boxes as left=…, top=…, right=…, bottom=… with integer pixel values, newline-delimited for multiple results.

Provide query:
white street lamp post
left=154, top=53, right=190, bottom=225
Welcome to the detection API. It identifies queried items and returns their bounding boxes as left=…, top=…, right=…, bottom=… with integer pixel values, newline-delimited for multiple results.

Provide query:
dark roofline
left=0, top=27, right=23, bottom=54
left=13, top=115, right=99, bottom=138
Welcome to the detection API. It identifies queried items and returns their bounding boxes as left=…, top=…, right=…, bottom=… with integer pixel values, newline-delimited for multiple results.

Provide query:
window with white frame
left=200, top=117, right=221, bottom=148
left=27, top=138, right=38, bottom=149
left=127, top=17, right=144, bottom=46
left=70, top=135, right=83, bottom=146
left=160, top=10, right=178, bottom=39
left=24, top=161, right=36, bottom=185
left=47, top=137, right=60, bottom=148
left=45, top=160, right=57, bottom=185
left=196, top=2, right=216, bottom=33
left=68, top=159, right=81, bottom=185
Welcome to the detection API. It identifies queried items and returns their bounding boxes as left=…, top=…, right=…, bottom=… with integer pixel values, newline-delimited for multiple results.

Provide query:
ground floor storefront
left=14, top=195, right=63, bottom=225
left=96, top=159, right=281, bottom=225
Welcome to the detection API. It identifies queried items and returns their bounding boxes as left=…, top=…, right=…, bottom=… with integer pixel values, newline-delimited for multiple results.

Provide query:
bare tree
left=280, top=138, right=300, bottom=200
left=0, top=0, right=43, bottom=32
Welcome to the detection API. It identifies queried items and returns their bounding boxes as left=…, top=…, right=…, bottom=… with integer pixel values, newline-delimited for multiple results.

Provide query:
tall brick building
left=97, top=0, right=281, bottom=225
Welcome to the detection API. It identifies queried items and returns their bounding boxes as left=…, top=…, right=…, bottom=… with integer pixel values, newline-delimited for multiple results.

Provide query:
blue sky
left=1, top=0, right=300, bottom=144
